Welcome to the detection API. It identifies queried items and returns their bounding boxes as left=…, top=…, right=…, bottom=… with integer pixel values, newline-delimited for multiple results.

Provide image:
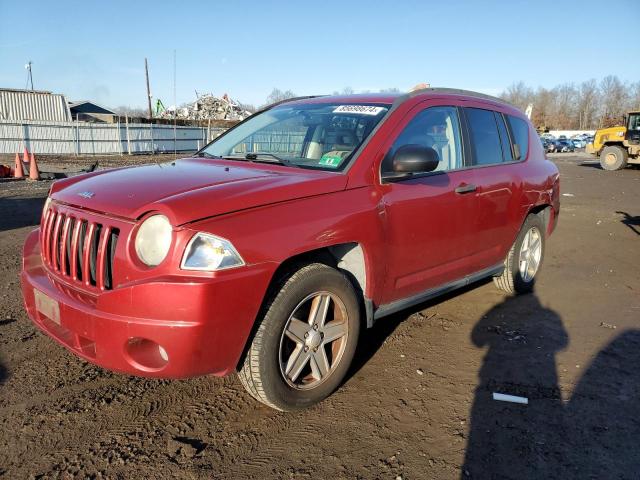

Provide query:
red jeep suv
left=21, top=89, right=560, bottom=411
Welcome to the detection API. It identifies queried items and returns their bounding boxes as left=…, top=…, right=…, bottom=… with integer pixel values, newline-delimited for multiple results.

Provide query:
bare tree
left=332, top=87, right=355, bottom=95
left=113, top=105, right=147, bottom=118
left=530, top=87, right=554, bottom=130
left=576, top=80, right=600, bottom=129
left=626, top=81, right=640, bottom=111
left=264, top=88, right=297, bottom=107
left=599, top=75, right=628, bottom=127
left=236, top=101, right=257, bottom=113
left=550, top=83, right=578, bottom=129
left=500, top=81, right=534, bottom=111
left=379, top=87, right=401, bottom=93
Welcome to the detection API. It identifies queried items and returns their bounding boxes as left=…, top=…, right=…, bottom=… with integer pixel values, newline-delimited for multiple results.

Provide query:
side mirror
left=383, top=144, right=440, bottom=181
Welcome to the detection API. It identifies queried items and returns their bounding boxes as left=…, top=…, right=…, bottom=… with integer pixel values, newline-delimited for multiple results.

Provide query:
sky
left=1, top=0, right=638, bottom=110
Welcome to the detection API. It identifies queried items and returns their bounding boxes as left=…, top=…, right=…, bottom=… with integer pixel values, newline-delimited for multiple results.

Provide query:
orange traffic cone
left=14, top=152, right=24, bottom=178
left=22, top=147, right=30, bottom=176
left=28, top=151, right=40, bottom=180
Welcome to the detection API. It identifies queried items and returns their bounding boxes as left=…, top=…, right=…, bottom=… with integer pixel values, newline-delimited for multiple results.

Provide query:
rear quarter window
left=507, top=115, right=530, bottom=160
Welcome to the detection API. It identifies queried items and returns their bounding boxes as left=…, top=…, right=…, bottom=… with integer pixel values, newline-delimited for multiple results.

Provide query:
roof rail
left=263, top=95, right=327, bottom=109
left=405, top=87, right=514, bottom=107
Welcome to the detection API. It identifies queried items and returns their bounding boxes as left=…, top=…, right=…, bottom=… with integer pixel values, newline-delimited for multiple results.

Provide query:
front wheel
left=238, top=263, right=360, bottom=411
left=494, top=214, right=546, bottom=295
left=600, top=145, right=628, bottom=171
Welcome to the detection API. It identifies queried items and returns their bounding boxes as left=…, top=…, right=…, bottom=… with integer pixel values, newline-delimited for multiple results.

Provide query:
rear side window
left=506, top=115, right=530, bottom=160
left=465, top=108, right=503, bottom=166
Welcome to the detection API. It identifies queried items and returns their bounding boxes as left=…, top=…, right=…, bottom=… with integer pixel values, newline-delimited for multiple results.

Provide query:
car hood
left=50, top=157, right=348, bottom=225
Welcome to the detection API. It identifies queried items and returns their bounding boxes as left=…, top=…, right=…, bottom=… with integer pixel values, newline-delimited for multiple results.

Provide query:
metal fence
left=0, top=119, right=227, bottom=155
left=234, top=130, right=307, bottom=155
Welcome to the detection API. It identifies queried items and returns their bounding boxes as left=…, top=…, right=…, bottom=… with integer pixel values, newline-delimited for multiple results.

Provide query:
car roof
left=284, top=93, right=402, bottom=106
left=280, top=88, right=519, bottom=114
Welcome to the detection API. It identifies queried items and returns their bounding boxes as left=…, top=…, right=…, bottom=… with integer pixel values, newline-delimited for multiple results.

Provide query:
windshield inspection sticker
left=319, top=154, right=343, bottom=168
left=333, top=105, right=385, bottom=115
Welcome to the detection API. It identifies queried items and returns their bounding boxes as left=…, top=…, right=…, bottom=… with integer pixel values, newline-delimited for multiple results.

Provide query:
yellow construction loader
left=586, top=112, right=640, bottom=170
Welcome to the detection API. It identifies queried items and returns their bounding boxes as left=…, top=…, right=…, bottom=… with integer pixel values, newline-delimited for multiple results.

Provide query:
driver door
left=378, top=103, right=478, bottom=304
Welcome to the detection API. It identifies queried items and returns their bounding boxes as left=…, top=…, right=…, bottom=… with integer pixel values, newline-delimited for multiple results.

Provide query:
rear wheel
left=238, top=263, right=360, bottom=411
left=494, top=214, right=546, bottom=295
left=600, top=145, right=628, bottom=171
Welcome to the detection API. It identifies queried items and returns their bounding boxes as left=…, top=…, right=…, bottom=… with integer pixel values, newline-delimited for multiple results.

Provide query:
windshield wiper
left=195, top=152, right=252, bottom=162
left=245, top=152, right=294, bottom=166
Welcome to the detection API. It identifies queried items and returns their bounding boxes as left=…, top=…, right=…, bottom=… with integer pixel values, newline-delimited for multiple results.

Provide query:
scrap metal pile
left=161, top=93, right=251, bottom=121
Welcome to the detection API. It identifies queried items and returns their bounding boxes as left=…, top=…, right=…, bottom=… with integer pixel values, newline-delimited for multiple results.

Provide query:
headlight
left=135, top=214, right=172, bottom=266
left=181, top=233, right=244, bottom=271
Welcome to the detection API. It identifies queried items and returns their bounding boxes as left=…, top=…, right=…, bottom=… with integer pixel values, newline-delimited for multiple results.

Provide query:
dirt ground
left=1, top=153, right=639, bottom=479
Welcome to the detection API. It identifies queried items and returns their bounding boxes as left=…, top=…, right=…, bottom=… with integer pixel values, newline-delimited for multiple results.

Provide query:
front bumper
left=21, top=228, right=274, bottom=378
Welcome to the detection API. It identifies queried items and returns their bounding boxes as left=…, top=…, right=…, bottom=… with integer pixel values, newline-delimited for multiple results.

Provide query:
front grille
left=41, top=207, right=119, bottom=291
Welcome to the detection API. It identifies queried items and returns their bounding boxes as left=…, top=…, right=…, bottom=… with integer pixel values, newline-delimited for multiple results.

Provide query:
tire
left=600, top=145, right=628, bottom=171
left=494, top=214, right=546, bottom=295
left=238, top=263, right=360, bottom=411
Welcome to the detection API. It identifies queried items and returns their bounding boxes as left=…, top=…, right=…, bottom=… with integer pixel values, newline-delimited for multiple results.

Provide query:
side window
left=506, top=115, right=530, bottom=160
left=465, top=107, right=503, bottom=166
left=495, top=112, right=514, bottom=162
left=382, top=106, right=463, bottom=174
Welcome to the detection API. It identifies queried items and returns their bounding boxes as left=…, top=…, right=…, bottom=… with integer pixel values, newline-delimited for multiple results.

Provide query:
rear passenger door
left=462, top=107, right=526, bottom=271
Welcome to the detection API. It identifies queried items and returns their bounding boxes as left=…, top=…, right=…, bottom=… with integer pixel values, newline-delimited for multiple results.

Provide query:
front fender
left=186, top=187, right=385, bottom=302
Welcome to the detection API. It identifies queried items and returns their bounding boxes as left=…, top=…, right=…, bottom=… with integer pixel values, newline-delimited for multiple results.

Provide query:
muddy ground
left=0, top=153, right=639, bottom=479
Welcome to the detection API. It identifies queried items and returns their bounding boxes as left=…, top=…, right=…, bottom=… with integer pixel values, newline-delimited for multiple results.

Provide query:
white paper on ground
left=492, top=392, right=529, bottom=405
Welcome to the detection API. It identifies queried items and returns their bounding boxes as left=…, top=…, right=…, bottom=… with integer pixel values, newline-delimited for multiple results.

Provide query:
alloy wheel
left=518, top=227, right=542, bottom=282
left=279, top=292, right=349, bottom=390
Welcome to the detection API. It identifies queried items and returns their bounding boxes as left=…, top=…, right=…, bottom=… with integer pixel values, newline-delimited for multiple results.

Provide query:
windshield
left=200, top=102, right=390, bottom=170
left=628, top=114, right=640, bottom=131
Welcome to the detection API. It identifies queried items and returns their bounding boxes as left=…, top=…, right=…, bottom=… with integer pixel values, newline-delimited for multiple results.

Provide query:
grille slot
left=41, top=208, right=119, bottom=291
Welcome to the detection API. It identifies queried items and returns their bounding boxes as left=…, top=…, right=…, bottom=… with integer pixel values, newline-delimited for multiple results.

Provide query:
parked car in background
left=541, top=137, right=555, bottom=153
left=21, top=89, right=560, bottom=411
left=571, top=138, right=586, bottom=148
left=554, top=139, right=575, bottom=152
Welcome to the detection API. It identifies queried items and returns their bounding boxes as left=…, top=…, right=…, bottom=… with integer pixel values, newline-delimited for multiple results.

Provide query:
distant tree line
left=113, top=105, right=148, bottom=118
left=500, top=76, right=640, bottom=130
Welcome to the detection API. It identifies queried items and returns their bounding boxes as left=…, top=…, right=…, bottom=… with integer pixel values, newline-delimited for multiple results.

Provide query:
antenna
left=25, top=61, right=34, bottom=90
left=173, top=49, right=177, bottom=158
left=145, top=58, right=153, bottom=119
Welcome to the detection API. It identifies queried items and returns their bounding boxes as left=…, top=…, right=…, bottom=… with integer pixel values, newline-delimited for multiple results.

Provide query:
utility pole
left=145, top=58, right=153, bottom=120
left=25, top=61, right=34, bottom=91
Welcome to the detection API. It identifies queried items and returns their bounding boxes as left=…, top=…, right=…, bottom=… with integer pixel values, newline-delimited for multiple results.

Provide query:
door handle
left=455, top=183, right=477, bottom=194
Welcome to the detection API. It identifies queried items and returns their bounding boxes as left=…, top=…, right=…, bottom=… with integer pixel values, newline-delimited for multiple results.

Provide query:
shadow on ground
left=346, top=278, right=493, bottom=383
left=578, top=160, right=603, bottom=169
left=579, top=161, right=640, bottom=171
left=616, top=211, right=640, bottom=236
left=0, top=196, right=45, bottom=232
left=462, top=294, right=640, bottom=478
